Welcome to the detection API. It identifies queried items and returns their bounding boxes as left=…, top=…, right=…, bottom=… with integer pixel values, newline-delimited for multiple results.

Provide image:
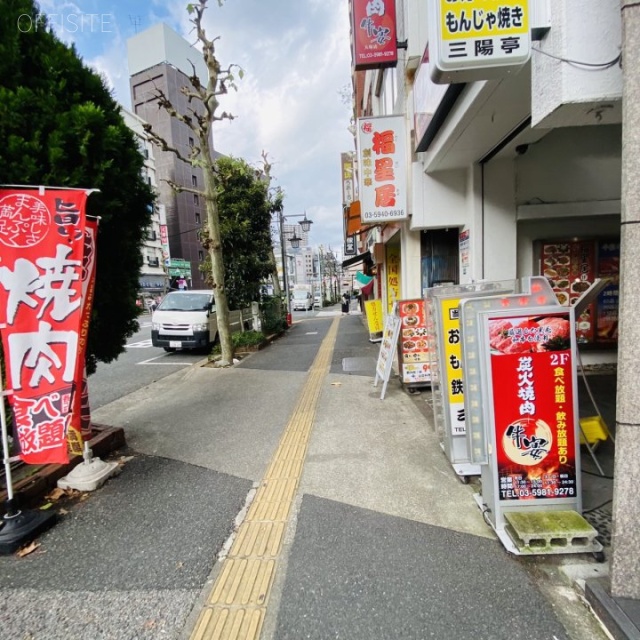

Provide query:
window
left=192, top=175, right=198, bottom=187
left=193, top=194, right=199, bottom=206
left=189, top=137, right=194, bottom=147
left=195, top=212, right=201, bottom=224
left=198, top=250, right=204, bottom=261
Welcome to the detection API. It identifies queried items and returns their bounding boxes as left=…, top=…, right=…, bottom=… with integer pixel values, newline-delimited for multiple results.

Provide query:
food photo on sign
left=488, top=312, right=577, bottom=502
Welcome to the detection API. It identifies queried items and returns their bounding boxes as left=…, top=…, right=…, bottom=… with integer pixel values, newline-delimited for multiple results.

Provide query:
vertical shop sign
left=357, top=116, right=407, bottom=224
left=459, top=229, right=470, bottom=277
left=351, top=0, right=398, bottom=71
left=488, top=311, right=577, bottom=502
left=365, top=298, right=384, bottom=342
left=0, top=188, right=88, bottom=465
left=441, top=298, right=465, bottom=435
left=386, top=244, right=401, bottom=313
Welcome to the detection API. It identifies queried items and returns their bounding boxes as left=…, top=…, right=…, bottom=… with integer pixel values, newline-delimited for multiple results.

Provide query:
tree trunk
left=200, top=140, right=234, bottom=366
left=270, top=247, right=282, bottom=297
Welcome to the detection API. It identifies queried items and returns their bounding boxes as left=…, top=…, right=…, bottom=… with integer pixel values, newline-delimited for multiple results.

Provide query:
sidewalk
left=0, top=307, right=622, bottom=639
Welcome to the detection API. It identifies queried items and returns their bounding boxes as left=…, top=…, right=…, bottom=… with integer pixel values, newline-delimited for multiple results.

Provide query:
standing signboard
left=426, top=281, right=515, bottom=482
left=397, top=299, right=431, bottom=388
left=374, top=303, right=401, bottom=400
left=460, top=277, right=602, bottom=557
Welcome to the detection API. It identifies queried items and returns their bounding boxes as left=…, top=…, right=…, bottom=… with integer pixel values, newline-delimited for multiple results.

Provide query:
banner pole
left=0, top=360, right=57, bottom=554
left=0, top=367, right=16, bottom=513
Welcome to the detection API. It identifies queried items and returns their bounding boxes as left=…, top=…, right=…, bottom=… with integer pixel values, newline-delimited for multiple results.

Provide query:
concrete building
left=349, top=0, right=621, bottom=361
left=120, top=106, right=168, bottom=301
left=127, top=23, right=215, bottom=290
left=347, top=0, right=638, bottom=624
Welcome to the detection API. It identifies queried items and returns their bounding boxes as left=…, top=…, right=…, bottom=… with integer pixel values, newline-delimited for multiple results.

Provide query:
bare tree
left=142, top=0, right=242, bottom=366
left=260, top=151, right=282, bottom=297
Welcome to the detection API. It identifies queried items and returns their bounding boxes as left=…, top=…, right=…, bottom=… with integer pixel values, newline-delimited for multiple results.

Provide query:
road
left=86, top=308, right=325, bottom=410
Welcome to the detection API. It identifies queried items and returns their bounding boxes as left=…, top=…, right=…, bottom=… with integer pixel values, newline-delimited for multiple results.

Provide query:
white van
left=151, top=290, right=250, bottom=352
left=292, top=290, right=313, bottom=311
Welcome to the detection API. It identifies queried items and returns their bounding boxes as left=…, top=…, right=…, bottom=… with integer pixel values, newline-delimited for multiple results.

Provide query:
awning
left=342, top=251, right=372, bottom=269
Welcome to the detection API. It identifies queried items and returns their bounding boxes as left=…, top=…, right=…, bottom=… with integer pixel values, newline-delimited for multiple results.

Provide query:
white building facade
left=351, top=0, right=621, bottom=363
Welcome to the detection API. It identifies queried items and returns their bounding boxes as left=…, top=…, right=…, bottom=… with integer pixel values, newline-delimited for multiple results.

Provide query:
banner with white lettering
left=0, top=188, right=88, bottom=464
left=67, top=217, right=99, bottom=455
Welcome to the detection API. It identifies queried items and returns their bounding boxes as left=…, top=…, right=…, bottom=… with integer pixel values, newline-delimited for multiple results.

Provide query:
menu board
left=541, top=239, right=617, bottom=345
left=398, top=298, right=430, bottom=384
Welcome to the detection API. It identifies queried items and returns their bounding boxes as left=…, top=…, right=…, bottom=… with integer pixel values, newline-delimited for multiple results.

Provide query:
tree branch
left=162, top=178, right=204, bottom=197
left=142, top=123, right=193, bottom=164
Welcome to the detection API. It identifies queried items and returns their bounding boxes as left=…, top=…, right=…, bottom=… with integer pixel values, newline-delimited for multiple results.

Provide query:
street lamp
left=278, top=210, right=313, bottom=325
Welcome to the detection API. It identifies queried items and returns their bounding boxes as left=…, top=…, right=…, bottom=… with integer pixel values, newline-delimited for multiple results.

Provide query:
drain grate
left=342, top=357, right=376, bottom=373
left=583, top=507, right=612, bottom=548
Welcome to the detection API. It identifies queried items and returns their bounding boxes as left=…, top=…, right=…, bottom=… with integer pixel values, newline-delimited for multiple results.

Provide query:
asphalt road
left=87, top=309, right=322, bottom=410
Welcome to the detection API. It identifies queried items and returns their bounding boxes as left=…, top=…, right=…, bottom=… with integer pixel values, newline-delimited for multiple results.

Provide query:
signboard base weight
left=0, top=501, right=57, bottom=555
left=57, top=443, right=120, bottom=492
left=474, top=494, right=604, bottom=560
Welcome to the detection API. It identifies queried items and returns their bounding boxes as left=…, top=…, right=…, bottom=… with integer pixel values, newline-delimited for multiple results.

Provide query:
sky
left=35, top=0, right=355, bottom=258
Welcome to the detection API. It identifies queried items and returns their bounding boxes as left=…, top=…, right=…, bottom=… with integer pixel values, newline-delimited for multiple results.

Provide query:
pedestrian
left=341, top=291, right=350, bottom=315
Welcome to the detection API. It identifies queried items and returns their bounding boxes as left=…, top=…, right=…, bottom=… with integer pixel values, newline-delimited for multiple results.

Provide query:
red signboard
left=351, top=0, right=398, bottom=71
left=0, top=188, right=88, bottom=464
left=488, top=312, right=577, bottom=502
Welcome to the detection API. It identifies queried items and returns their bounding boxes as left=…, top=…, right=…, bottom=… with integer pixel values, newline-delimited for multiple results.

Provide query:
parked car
left=313, top=294, right=322, bottom=308
left=292, top=290, right=313, bottom=311
left=151, top=290, right=251, bottom=351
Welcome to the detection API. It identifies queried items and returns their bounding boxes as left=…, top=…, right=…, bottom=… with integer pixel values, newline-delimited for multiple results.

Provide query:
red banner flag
left=67, top=217, right=99, bottom=454
left=0, top=187, right=88, bottom=464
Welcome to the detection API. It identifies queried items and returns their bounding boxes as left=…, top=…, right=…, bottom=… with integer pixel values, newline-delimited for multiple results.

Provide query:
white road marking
left=137, top=353, right=195, bottom=365
left=126, top=339, right=154, bottom=348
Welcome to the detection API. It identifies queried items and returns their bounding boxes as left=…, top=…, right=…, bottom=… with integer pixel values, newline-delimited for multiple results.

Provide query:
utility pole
left=611, top=0, right=640, bottom=599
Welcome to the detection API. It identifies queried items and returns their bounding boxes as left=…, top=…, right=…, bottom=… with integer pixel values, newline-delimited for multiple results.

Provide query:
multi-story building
left=346, top=0, right=639, bottom=617
left=348, top=0, right=620, bottom=363
left=120, top=106, right=168, bottom=301
left=127, top=23, right=215, bottom=290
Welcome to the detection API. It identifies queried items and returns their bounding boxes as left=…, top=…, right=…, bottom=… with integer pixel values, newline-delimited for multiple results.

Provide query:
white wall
left=483, top=159, right=518, bottom=281
left=411, top=166, right=469, bottom=229
left=516, top=125, right=622, bottom=205
left=531, top=0, right=622, bottom=128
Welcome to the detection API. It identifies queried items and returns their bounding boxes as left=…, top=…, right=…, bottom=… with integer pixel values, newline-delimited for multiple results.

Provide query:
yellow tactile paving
left=190, top=317, right=340, bottom=640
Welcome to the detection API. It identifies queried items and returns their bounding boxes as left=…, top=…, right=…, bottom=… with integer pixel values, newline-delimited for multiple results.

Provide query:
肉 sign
left=0, top=187, right=90, bottom=465
left=486, top=310, right=578, bottom=502
left=351, top=0, right=398, bottom=71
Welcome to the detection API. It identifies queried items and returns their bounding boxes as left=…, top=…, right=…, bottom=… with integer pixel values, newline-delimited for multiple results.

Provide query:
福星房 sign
left=429, top=0, right=530, bottom=84
left=357, top=116, right=407, bottom=225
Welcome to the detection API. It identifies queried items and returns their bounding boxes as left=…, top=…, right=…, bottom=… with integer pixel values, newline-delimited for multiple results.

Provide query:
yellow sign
left=365, top=299, right=384, bottom=335
left=386, top=244, right=401, bottom=313
left=439, top=0, right=529, bottom=40
left=441, top=297, right=466, bottom=435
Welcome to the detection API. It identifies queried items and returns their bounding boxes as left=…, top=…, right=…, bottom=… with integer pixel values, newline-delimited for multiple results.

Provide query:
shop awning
left=342, top=251, right=371, bottom=269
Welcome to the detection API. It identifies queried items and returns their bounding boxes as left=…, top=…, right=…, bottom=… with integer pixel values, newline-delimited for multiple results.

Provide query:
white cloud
left=43, top=0, right=356, bottom=253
